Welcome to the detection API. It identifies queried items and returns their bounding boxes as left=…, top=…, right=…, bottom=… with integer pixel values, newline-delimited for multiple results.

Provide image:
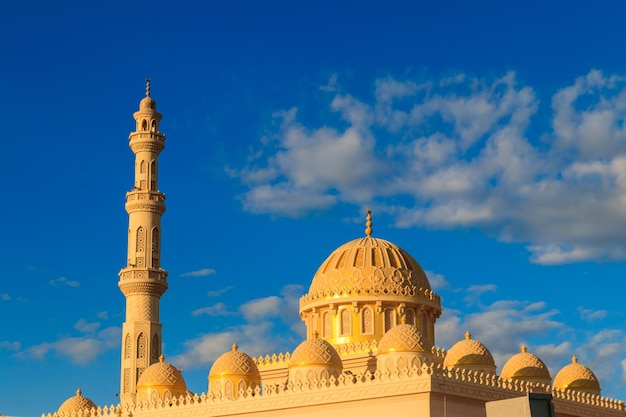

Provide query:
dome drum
left=300, top=213, right=442, bottom=348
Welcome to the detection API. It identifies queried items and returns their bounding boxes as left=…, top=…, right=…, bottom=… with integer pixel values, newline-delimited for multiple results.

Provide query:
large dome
left=306, top=235, right=431, bottom=301
left=57, top=389, right=96, bottom=415
left=553, top=356, right=600, bottom=395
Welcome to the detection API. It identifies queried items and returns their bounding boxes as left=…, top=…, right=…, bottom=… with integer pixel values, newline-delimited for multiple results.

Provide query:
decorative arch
left=141, top=120, right=147, bottom=131
left=340, top=309, right=351, bottom=336
left=137, top=332, right=147, bottom=359
left=405, top=308, right=415, bottom=326
left=150, top=119, right=157, bottom=132
left=151, top=227, right=159, bottom=268
left=384, top=308, right=395, bottom=333
left=238, top=380, right=246, bottom=396
left=124, top=333, right=131, bottom=359
left=361, top=307, right=374, bottom=334
left=322, top=311, right=332, bottom=338
left=151, top=334, right=159, bottom=362
left=224, top=379, right=234, bottom=398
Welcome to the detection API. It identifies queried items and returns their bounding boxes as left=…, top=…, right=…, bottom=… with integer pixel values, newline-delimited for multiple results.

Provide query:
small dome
left=209, top=343, right=260, bottom=378
left=137, top=355, right=187, bottom=394
left=378, top=324, right=430, bottom=355
left=444, top=331, right=495, bottom=368
left=553, top=356, right=601, bottom=395
left=501, top=345, right=551, bottom=382
left=57, top=389, right=96, bottom=415
left=139, top=96, right=156, bottom=111
left=289, top=338, right=342, bottom=369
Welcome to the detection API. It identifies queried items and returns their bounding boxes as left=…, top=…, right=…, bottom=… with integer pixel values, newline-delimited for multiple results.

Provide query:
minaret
left=118, top=79, right=168, bottom=404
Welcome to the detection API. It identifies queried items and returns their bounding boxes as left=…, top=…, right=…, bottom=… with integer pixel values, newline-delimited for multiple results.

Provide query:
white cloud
left=207, top=286, right=232, bottom=297
left=74, top=318, right=100, bottom=334
left=0, top=341, right=21, bottom=351
left=234, top=70, right=626, bottom=264
left=49, top=277, right=80, bottom=287
left=426, top=270, right=449, bottom=291
left=174, top=285, right=306, bottom=370
left=578, top=306, right=608, bottom=322
left=192, top=302, right=235, bottom=317
left=27, top=326, right=120, bottom=365
left=180, top=268, right=216, bottom=277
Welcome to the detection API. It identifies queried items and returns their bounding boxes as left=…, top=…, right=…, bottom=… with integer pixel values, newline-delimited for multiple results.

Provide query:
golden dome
left=553, top=356, right=601, bottom=394
left=57, top=389, right=96, bottom=415
left=209, top=343, right=260, bottom=378
left=137, top=355, right=187, bottom=394
left=304, top=211, right=432, bottom=303
left=378, top=324, right=431, bottom=355
left=500, top=345, right=551, bottom=382
left=444, top=332, right=495, bottom=369
left=289, top=337, right=342, bottom=369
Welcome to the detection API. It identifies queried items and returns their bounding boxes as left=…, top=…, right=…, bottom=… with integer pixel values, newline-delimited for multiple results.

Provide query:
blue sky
left=2, top=1, right=626, bottom=415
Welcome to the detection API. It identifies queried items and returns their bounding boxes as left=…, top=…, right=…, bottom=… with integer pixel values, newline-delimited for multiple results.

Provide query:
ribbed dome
left=57, top=389, right=96, bottom=415
left=444, top=332, right=495, bottom=368
left=140, top=96, right=156, bottom=110
left=553, top=356, right=601, bottom=394
left=137, top=355, right=187, bottom=393
left=501, top=345, right=551, bottom=382
left=289, top=338, right=342, bottom=369
left=378, top=324, right=430, bottom=354
left=306, top=235, right=431, bottom=300
left=210, top=343, right=260, bottom=378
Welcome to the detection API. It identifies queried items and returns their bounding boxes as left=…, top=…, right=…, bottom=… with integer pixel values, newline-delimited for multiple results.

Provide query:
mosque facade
left=47, top=86, right=626, bottom=417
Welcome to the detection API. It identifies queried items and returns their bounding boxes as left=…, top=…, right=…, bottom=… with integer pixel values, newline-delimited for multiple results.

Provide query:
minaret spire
left=118, top=81, right=167, bottom=405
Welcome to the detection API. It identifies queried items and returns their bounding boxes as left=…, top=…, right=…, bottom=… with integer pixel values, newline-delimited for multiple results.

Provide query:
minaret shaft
left=118, top=83, right=167, bottom=405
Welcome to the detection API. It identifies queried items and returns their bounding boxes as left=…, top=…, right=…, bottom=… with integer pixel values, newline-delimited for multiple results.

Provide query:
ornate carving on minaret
left=118, top=79, right=168, bottom=404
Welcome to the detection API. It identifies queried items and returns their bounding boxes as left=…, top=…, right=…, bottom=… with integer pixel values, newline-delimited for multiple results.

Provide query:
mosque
left=46, top=85, right=626, bottom=417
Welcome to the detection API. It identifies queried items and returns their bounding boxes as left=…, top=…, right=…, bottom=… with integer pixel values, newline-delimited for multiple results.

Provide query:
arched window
left=151, top=334, right=159, bottom=362
left=137, top=333, right=146, bottom=358
left=151, top=227, right=159, bottom=268
left=322, top=312, right=332, bottom=338
left=405, top=308, right=415, bottom=326
left=361, top=307, right=374, bottom=334
left=141, top=120, right=147, bottom=131
left=225, top=380, right=234, bottom=398
left=124, top=334, right=131, bottom=359
left=150, top=160, right=157, bottom=190
left=340, top=309, right=351, bottom=336
left=151, top=119, right=156, bottom=132
left=384, top=308, right=395, bottom=333
left=421, top=311, right=429, bottom=340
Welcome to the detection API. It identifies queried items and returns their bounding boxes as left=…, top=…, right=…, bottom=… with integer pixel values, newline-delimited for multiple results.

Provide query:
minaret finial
left=145, top=77, right=151, bottom=97
left=365, top=209, right=373, bottom=237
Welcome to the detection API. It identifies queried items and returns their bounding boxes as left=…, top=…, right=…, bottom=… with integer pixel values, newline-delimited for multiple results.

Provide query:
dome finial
left=572, top=355, right=578, bottom=364
left=159, top=354, right=165, bottom=363
left=365, top=209, right=373, bottom=237
left=313, top=330, right=319, bottom=339
left=521, top=344, right=527, bottom=353
left=145, top=77, right=151, bottom=97
left=232, top=342, right=239, bottom=351
left=76, top=388, right=82, bottom=397
left=465, top=331, right=471, bottom=340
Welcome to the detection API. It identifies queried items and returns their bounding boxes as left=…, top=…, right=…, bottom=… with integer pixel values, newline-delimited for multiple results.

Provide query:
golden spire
left=572, top=355, right=578, bottom=364
left=159, top=354, right=165, bottom=363
left=465, top=331, right=471, bottom=340
left=521, top=344, right=527, bottom=353
left=365, top=209, right=373, bottom=237
left=232, top=342, right=238, bottom=351
left=145, top=77, right=151, bottom=97
left=400, top=315, right=406, bottom=324
left=76, top=388, right=82, bottom=397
